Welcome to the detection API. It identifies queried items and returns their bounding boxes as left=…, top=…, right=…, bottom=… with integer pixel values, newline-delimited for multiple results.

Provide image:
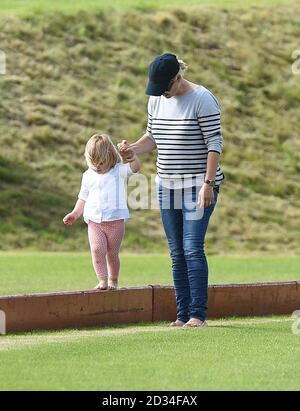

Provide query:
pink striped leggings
left=87, top=219, right=125, bottom=280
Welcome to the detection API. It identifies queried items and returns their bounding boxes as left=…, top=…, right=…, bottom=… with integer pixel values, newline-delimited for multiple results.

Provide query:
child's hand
left=117, top=140, right=130, bottom=152
left=117, top=140, right=135, bottom=162
left=63, top=212, right=77, bottom=226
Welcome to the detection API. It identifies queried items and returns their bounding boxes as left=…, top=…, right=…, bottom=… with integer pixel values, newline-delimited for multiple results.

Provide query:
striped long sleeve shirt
left=146, top=85, right=225, bottom=189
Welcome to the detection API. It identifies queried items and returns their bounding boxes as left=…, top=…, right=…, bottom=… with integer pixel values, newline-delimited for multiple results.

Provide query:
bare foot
left=94, top=278, right=108, bottom=290
left=168, top=319, right=186, bottom=327
left=108, top=279, right=118, bottom=290
left=182, top=318, right=208, bottom=328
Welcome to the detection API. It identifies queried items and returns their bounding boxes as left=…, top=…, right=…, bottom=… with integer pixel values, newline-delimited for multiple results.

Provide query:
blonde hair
left=84, top=133, right=121, bottom=170
left=177, top=58, right=188, bottom=72
left=166, top=56, right=188, bottom=80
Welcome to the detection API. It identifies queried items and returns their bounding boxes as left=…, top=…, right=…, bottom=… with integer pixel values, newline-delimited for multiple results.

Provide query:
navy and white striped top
left=146, top=85, right=225, bottom=189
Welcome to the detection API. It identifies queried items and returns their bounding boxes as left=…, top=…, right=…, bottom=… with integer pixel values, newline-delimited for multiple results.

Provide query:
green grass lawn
left=0, top=0, right=296, bottom=15
left=0, top=316, right=299, bottom=390
left=0, top=253, right=299, bottom=296
left=1, top=254, right=299, bottom=390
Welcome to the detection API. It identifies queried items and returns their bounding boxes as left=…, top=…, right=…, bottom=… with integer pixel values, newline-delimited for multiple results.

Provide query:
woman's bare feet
left=182, top=318, right=208, bottom=328
left=108, top=278, right=118, bottom=290
left=94, top=277, right=108, bottom=290
left=168, top=319, right=186, bottom=327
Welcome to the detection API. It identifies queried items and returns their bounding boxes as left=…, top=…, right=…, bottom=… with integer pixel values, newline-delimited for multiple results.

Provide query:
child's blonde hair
left=84, top=133, right=122, bottom=170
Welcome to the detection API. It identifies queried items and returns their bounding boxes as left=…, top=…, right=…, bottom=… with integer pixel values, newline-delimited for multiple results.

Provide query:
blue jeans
left=156, top=184, right=219, bottom=322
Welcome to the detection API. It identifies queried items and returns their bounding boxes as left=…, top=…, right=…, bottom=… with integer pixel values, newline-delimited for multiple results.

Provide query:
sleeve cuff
left=78, top=196, right=87, bottom=202
left=146, top=131, right=155, bottom=142
left=208, top=149, right=222, bottom=154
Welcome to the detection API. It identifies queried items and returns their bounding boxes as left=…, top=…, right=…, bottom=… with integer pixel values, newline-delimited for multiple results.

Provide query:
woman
left=118, top=53, right=225, bottom=328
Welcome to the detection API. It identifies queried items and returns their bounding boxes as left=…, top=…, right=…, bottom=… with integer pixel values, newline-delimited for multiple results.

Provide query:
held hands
left=197, top=184, right=215, bottom=209
left=63, top=212, right=77, bottom=226
left=117, top=140, right=135, bottom=162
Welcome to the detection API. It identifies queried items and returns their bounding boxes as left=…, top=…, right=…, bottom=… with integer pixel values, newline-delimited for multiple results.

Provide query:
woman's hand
left=117, top=140, right=135, bottom=162
left=197, top=184, right=215, bottom=208
left=63, top=212, right=78, bottom=226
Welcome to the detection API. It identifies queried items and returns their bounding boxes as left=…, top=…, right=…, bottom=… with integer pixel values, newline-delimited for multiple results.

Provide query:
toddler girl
left=63, top=133, right=140, bottom=290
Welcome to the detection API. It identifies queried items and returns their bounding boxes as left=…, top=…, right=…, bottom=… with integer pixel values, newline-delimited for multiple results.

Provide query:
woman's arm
left=118, top=133, right=156, bottom=161
left=205, top=151, right=220, bottom=182
left=130, top=133, right=157, bottom=155
left=198, top=152, right=220, bottom=209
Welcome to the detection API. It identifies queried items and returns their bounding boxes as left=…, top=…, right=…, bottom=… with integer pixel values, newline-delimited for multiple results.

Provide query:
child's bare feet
left=108, top=278, right=118, bottom=290
left=94, top=277, right=108, bottom=290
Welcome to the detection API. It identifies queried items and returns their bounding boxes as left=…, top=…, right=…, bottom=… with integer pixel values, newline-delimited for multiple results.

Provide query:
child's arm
left=63, top=199, right=85, bottom=226
left=128, top=152, right=141, bottom=173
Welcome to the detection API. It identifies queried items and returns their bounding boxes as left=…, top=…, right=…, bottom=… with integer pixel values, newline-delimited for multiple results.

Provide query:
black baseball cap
left=145, top=53, right=180, bottom=96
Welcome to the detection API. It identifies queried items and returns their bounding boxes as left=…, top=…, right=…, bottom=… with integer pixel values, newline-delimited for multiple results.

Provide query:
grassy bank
left=0, top=4, right=299, bottom=253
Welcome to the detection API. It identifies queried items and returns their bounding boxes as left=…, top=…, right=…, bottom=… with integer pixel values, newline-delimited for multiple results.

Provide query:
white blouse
left=78, top=163, right=136, bottom=224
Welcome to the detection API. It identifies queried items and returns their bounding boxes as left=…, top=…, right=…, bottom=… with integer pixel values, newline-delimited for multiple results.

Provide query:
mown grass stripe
left=0, top=317, right=292, bottom=352
left=0, top=0, right=296, bottom=17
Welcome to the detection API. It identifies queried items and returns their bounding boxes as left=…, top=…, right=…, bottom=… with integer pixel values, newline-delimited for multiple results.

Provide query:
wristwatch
left=204, top=179, right=215, bottom=187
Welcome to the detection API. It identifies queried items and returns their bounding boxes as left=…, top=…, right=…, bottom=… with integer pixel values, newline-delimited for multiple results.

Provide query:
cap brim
left=145, top=80, right=168, bottom=96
